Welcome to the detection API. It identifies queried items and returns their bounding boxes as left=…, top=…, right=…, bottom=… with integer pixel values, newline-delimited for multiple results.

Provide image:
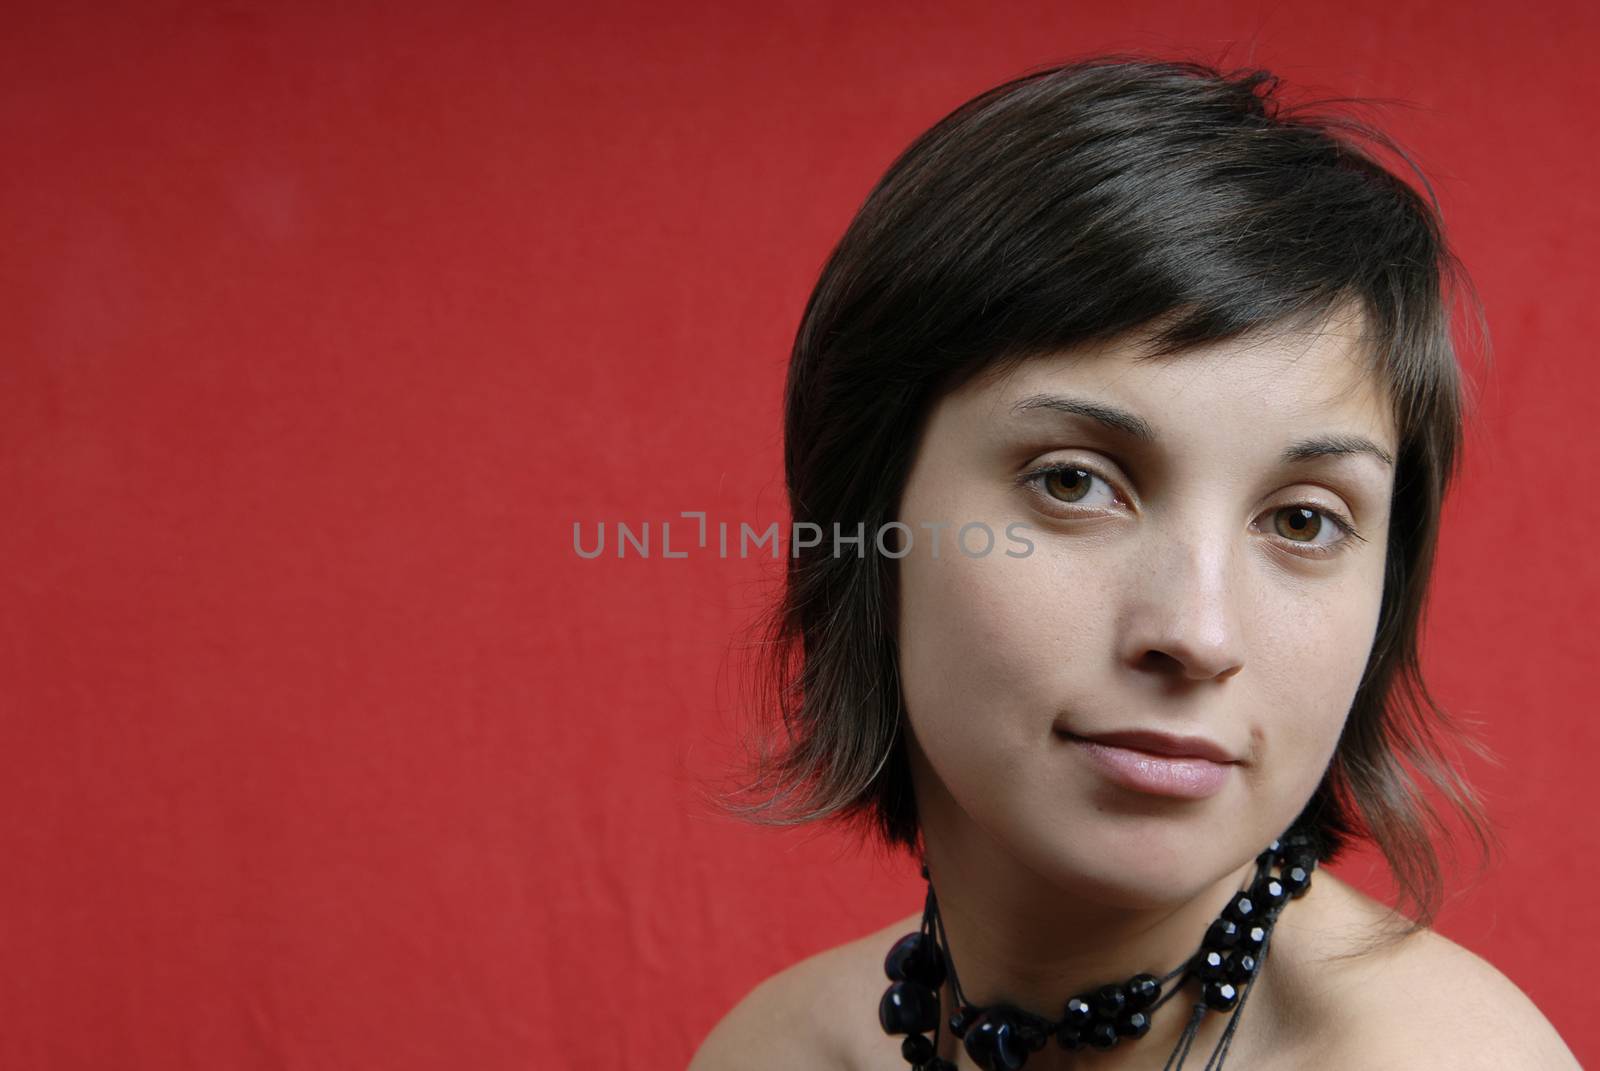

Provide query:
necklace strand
left=877, top=830, right=1318, bottom=1070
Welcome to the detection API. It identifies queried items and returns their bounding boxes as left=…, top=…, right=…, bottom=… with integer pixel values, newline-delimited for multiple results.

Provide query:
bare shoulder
left=1331, top=928, right=1579, bottom=1070
left=686, top=946, right=838, bottom=1070
left=687, top=916, right=909, bottom=1071
left=1287, top=877, right=1580, bottom=1070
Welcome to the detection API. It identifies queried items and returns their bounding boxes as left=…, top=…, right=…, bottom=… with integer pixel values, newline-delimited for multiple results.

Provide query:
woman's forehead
left=955, top=319, right=1397, bottom=451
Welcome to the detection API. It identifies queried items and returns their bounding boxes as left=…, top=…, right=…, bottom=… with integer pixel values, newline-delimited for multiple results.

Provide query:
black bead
left=885, top=932, right=947, bottom=988
left=901, top=1034, right=934, bottom=1063
left=1284, top=850, right=1317, bottom=874
left=884, top=932, right=922, bottom=980
left=1224, top=893, right=1257, bottom=924
left=963, top=1015, right=997, bottom=1068
left=1203, top=980, right=1240, bottom=1010
left=1087, top=1021, right=1119, bottom=1050
left=1056, top=1023, right=1085, bottom=1050
left=949, top=1004, right=979, bottom=1039
left=1239, top=923, right=1268, bottom=953
left=926, top=1061, right=959, bottom=1071
left=1194, top=949, right=1228, bottom=980
left=879, top=981, right=940, bottom=1036
left=1282, top=864, right=1311, bottom=898
left=1013, top=1020, right=1050, bottom=1053
left=1281, top=833, right=1316, bottom=863
left=1125, top=973, right=1162, bottom=1009
left=1061, top=996, right=1093, bottom=1028
left=1093, top=983, right=1126, bottom=1019
left=1204, top=918, right=1241, bottom=950
left=1252, top=876, right=1288, bottom=910
left=1229, top=952, right=1260, bottom=983
left=1116, top=1009, right=1152, bottom=1038
left=1282, top=831, right=1313, bottom=853
left=964, top=1010, right=1029, bottom=1071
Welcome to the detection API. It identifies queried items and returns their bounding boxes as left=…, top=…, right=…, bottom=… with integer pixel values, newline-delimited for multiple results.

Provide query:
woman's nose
left=1118, top=534, right=1246, bottom=684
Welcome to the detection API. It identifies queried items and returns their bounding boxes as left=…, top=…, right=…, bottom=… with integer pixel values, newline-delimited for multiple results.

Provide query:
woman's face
left=895, top=317, right=1396, bottom=906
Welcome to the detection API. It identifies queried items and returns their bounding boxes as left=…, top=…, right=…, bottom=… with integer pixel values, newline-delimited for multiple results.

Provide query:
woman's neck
left=914, top=770, right=1291, bottom=1067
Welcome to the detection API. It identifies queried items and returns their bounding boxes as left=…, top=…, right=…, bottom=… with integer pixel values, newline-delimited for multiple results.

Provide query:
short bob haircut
left=720, top=53, right=1495, bottom=933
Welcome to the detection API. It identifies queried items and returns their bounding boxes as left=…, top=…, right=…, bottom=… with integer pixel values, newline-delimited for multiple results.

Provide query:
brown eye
left=1274, top=507, right=1323, bottom=542
left=1020, top=462, right=1122, bottom=514
left=1043, top=467, right=1096, bottom=503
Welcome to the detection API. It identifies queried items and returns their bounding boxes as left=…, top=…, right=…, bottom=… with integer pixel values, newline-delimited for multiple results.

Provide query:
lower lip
left=1063, top=735, right=1234, bottom=799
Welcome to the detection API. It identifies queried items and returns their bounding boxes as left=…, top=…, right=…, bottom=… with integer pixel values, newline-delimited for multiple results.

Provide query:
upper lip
left=1060, top=728, right=1242, bottom=764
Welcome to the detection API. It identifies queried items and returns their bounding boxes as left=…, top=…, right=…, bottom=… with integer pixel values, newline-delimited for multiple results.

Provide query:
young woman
left=690, top=55, right=1580, bottom=1070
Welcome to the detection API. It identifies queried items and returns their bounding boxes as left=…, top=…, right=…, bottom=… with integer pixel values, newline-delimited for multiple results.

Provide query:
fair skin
left=691, top=315, right=1579, bottom=1070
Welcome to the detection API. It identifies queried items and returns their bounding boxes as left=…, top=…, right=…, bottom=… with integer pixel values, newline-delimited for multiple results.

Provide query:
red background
left=2, top=3, right=1595, bottom=1068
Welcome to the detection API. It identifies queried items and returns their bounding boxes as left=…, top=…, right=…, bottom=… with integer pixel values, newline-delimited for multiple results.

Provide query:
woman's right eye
left=1020, top=463, right=1122, bottom=511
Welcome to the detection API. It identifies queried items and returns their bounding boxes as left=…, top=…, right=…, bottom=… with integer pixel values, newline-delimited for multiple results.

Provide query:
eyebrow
left=1010, top=392, right=1395, bottom=469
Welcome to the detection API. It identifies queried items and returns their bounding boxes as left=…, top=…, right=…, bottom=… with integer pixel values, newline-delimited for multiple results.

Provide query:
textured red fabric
left=0, top=3, right=1594, bottom=1068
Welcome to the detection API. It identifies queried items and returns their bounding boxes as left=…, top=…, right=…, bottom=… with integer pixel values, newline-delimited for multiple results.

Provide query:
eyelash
left=1015, top=462, right=1369, bottom=560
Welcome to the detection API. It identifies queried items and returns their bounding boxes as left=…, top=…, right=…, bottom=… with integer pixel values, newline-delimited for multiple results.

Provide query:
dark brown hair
left=713, top=52, right=1497, bottom=934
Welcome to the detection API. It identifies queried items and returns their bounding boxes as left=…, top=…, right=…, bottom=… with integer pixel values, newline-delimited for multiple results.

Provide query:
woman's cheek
left=899, top=557, right=1058, bottom=780
left=1255, top=626, right=1366, bottom=793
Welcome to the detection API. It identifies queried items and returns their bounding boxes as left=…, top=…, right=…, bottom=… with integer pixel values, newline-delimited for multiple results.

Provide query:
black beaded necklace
left=878, top=831, right=1318, bottom=1070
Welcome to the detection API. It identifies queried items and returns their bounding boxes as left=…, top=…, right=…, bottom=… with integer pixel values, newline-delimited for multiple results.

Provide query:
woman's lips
left=1060, top=732, right=1236, bottom=799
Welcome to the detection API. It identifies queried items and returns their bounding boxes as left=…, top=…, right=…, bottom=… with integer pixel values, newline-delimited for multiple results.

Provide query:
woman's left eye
left=1018, top=463, right=1364, bottom=558
left=1264, top=505, right=1359, bottom=557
